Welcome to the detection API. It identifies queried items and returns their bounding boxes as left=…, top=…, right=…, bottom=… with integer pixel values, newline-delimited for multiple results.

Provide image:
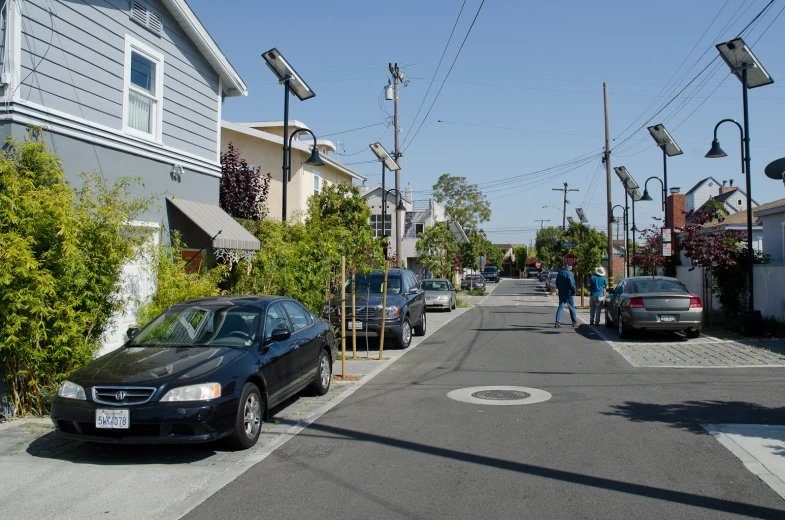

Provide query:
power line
left=320, top=122, right=386, bottom=138
left=404, top=0, right=486, bottom=152
left=436, top=119, right=600, bottom=138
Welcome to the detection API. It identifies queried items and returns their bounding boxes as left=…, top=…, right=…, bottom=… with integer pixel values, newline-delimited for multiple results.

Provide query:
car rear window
left=348, top=275, right=402, bottom=294
left=630, top=279, right=688, bottom=294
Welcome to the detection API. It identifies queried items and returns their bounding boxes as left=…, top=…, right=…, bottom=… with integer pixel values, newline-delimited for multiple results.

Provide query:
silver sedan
left=420, top=279, right=457, bottom=311
left=605, top=276, right=703, bottom=338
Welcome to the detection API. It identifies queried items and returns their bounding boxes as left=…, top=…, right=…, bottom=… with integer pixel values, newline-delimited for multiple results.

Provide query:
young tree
left=416, top=222, right=459, bottom=279
left=630, top=226, right=665, bottom=275
left=680, top=206, right=744, bottom=272
left=535, top=226, right=565, bottom=269
left=0, top=131, right=152, bottom=416
left=563, top=222, right=607, bottom=283
left=220, top=142, right=271, bottom=221
left=431, top=174, right=491, bottom=229
left=514, top=245, right=529, bottom=272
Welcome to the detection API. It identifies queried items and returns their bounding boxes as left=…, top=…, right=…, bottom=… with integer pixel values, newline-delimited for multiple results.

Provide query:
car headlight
left=438, top=295, right=449, bottom=300
left=57, top=380, right=86, bottom=400
left=384, top=306, right=401, bottom=318
left=160, top=383, right=221, bottom=402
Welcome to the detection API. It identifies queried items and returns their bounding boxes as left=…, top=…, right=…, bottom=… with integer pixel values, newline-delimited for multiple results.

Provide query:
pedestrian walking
left=554, top=263, right=578, bottom=328
left=589, top=266, right=608, bottom=326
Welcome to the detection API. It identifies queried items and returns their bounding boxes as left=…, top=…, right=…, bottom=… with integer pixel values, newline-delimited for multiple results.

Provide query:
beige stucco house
left=221, top=120, right=366, bottom=221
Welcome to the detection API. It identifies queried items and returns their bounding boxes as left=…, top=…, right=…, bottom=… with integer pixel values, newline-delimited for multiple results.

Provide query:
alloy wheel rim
left=320, top=355, right=331, bottom=388
left=403, top=322, right=411, bottom=345
left=244, top=393, right=261, bottom=438
left=618, top=313, right=623, bottom=336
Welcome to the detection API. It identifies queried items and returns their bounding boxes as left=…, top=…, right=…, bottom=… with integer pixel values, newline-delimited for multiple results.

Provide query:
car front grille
left=92, top=386, right=156, bottom=406
left=352, top=307, right=377, bottom=319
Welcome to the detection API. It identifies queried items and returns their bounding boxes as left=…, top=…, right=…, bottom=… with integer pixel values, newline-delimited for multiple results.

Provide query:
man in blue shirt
left=589, top=266, right=609, bottom=326
left=555, top=263, right=577, bottom=328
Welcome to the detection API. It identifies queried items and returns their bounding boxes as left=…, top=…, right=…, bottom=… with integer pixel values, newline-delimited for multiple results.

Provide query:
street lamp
left=263, top=48, right=316, bottom=221
left=614, top=166, right=642, bottom=270
left=382, top=188, right=407, bottom=259
left=641, top=176, right=665, bottom=209
left=610, top=204, right=628, bottom=278
left=707, top=37, right=773, bottom=334
left=646, top=124, right=682, bottom=216
left=288, top=127, right=325, bottom=185
left=369, top=142, right=400, bottom=253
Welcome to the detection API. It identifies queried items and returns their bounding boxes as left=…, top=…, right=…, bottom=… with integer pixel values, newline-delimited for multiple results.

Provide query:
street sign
left=661, top=228, right=672, bottom=243
left=663, top=242, right=672, bottom=257
left=612, top=254, right=624, bottom=258
left=563, top=253, right=578, bottom=267
left=562, top=241, right=578, bottom=247
left=476, top=256, right=487, bottom=268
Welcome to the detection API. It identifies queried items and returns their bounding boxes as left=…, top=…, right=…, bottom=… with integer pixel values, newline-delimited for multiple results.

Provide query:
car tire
left=618, top=311, right=631, bottom=339
left=605, top=309, right=613, bottom=328
left=311, top=348, right=332, bottom=396
left=413, top=311, right=427, bottom=336
left=451, top=298, right=456, bottom=311
left=395, top=318, right=412, bottom=349
left=228, top=383, right=263, bottom=450
left=686, top=328, right=701, bottom=339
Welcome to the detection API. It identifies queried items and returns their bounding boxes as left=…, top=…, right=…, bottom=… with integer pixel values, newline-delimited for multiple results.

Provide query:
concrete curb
left=0, top=418, right=52, bottom=432
left=160, top=304, right=471, bottom=520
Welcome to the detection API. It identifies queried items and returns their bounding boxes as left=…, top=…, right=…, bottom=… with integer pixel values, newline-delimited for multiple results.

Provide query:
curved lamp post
left=382, top=188, right=407, bottom=259
left=646, top=124, right=682, bottom=217
left=641, top=176, right=665, bottom=211
left=369, top=143, right=400, bottom=254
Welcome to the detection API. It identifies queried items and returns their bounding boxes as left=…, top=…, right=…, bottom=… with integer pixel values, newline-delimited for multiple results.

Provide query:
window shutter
left=130, top=0, right=163, bottom=37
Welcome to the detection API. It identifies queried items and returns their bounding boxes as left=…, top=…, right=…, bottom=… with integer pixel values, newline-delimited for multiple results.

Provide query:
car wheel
left=413, top=310, right=427, bottom=336
left=396, top=318, right=412, bottom=349
left=686, top=328, right=701, bottom=339
left=605, top=309, right=613, bottom=328
left=311, top=349, right=332, bottom=396
left=618, top=311, right=630, bottom=339
left=228, top=383, right=263, bottom=450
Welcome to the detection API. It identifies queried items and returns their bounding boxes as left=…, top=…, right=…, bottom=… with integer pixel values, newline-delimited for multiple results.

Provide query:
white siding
left=685, top=180, right=720, bottom=213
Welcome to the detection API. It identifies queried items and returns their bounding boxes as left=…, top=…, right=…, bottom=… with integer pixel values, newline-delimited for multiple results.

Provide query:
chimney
left=405, top=182, right=413, bottom=202
left=666, top=191, right=686, bottom=230
left=722, top=180, right=727, bottom=187
left=730, top=179, right=734, bottom=187
left=720, top=178, right=738, bottom=194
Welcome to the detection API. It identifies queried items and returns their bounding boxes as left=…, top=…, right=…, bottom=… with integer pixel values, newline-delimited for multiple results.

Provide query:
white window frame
left=313, top=172, right=321, bottom=196
left=122, top=35, right=164, bottom=143
left=370, top=214, right=392, bottom=238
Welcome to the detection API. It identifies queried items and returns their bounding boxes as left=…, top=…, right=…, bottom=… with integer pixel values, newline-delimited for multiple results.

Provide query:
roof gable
left=685, top=176, right=722, bottom=195
left=160, top=0, right=247, bottom=97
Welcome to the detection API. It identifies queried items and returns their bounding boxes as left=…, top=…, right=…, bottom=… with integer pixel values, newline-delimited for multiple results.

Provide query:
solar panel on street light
left=262, top=48, right=315, bottom=101
left=614, top=166, right=639, bottom=190
left=369, top=142, right=400, bottom=171
left=647, top=124, right=683, bottom=157
left=716, top=38, right=774, bottom=89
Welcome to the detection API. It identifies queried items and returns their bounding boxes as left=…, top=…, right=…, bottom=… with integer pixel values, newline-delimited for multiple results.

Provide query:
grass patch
left=456, top=298, right=471, bottom=308
left=463, top=289, right=488, bottom=296
left=332, top=374, right=363, bottom=382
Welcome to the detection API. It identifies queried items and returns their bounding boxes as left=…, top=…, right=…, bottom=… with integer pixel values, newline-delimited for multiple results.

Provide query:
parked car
left=51, top=296, right=336, bottom=449
left=420, top=279, right=457, bottom=311
left=538, top=270, right=550, bottom=282
left=325, top=268, right=426, bottom=349
left=461, top=274, right=486, bottom=291
left=526, top=267, right=540, bottom=278
left=545, top=269, right=560, bottom=291
left=481, top=266, right=500, bottom=283
left=605, top=276, right=703, bottom=338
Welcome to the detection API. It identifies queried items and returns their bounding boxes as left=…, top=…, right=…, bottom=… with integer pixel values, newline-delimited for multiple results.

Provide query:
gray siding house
left=0, top=0, right=257, bottom=359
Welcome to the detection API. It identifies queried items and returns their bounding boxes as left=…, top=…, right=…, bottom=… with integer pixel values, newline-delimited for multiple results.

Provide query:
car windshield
left=130, top=304, right=262, bottom=348
left=422, top=281, right=450, bottom=291
left=630, top=279, right=688, bottom=294
left=482, top=267, right=497, bottom=272
left=347, top=275, right=402, bottom=294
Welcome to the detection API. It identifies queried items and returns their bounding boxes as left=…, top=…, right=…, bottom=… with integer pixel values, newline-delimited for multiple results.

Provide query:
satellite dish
left=764, top=157, right=785, bottom=180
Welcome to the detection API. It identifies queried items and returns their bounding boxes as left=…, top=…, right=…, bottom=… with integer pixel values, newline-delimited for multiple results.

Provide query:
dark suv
left=324, top=269, right=426, bottom=349
left=481, top=266, right=500, bottom=283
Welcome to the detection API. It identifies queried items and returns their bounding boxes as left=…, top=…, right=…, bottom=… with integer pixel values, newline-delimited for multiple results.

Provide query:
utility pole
left=535, top=219, right=550, bottom=229
left=604, top=83, right=613, bottom=284
left=552, top=183, right=579, bottom=230
left=389, top=63, right=404, bottom=268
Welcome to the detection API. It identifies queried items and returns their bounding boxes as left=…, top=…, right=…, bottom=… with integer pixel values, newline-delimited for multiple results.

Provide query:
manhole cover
left=471, top=390, right=531, bottom=401
left=447, top=386, right=552, bottom=406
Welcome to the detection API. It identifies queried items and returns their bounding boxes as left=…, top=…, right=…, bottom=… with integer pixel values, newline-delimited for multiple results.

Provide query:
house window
left=415, top=223, right=425, bottom=236
left=370, top=214, right=392, bottom=237
left=313, top=174, right=321, bottom=195
left=123, top=36, right=164, bottom=141
left=738, top=199, right=742, bottom=206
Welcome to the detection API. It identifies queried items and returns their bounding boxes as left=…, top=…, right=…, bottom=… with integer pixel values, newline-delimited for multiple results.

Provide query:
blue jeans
left=556, top=295, right=577, bottom=325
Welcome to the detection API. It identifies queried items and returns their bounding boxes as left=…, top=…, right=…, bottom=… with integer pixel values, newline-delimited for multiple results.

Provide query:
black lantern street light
left=641, top=176, right=665, bottom=209
left=262, top=48, right=316, bottom=221
left=610, top=204, right=628, bottom=278
left=646, top=124, right=682, bottom=216
left=382, top=188, right=407, bottom=258
left=706, top=37, right=773, bottom=334
left=370, top=142, right=400, bottom=255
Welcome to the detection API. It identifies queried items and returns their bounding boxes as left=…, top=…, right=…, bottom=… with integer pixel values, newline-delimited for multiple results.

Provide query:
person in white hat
left=588, top=266, right=608, bottom=326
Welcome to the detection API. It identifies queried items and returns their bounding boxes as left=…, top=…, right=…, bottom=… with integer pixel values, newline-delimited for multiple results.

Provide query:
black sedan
left=51, top=296, right=336, bottom=449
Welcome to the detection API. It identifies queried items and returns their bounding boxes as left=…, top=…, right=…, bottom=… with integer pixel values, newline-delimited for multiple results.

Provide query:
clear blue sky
left=190, top=0, right=785, bottom=245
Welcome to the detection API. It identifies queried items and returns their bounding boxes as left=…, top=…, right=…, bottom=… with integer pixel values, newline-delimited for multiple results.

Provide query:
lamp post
left=288, top=127, right=325, bottom=190
left=614, top=166, right=642, bottom=276
left=707, top=37, right=773, bottom=334
left=369, top=143, right=400, bottom=257
left=641, top=176, right=665, bottom=209
left=611, top=204, right=628, bottom=278
left=262, top=48, right=316, bottom=221
left=646, top=124, right=682, bottom=217
left=383, top=188, right=407, bottom=260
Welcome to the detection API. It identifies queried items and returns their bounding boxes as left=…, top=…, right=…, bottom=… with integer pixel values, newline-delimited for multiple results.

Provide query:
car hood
left=69, top=345, right=247, bottom=386
left=332, top=293, right=404, bottom=309
left=423, top=290, right=451, bottom=297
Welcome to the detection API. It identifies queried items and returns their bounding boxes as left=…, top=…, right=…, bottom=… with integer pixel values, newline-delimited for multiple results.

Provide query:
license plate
left=348, top=321, right=363, bottom=330
left=96, top=409, right=130, bottom=429
left=659, top=315, right=677, bottom=323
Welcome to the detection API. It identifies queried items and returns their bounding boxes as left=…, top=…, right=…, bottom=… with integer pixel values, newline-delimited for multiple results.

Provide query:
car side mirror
left=267, top=328, right=291, bottom=344
left=126, top=327, right=140, bottom=339
left=408, top=287, right=419, bottom=295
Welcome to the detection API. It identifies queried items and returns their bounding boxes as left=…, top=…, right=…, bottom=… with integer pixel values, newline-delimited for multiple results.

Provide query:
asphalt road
left=184, top=279, right=785, bottom=520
